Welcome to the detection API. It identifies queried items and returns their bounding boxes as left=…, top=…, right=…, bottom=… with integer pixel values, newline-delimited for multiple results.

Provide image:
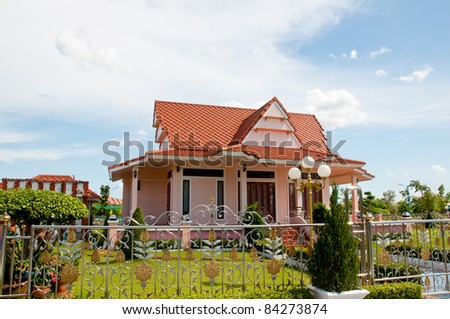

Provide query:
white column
left=131, top=167, right=139, bottom=214
left=171, top=166, right=182, bottom=214
left=240, top=169, right=247, bottom=212
left=107, top=218, right=119, bottom=249
left=322, top=179, right=331, bottom=208
left=351, top=175, right=359, bottom=223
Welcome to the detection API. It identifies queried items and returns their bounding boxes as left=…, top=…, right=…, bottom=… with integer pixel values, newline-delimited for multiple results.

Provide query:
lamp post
left=288, top=156, right=331, bottom=245
left=398, top=183, right=412, bottom=215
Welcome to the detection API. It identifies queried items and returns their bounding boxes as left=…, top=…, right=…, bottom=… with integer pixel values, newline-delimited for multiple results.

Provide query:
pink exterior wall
left=138, top=179, right=167, bottom=224
left=120, top=162, right=330, bottom=225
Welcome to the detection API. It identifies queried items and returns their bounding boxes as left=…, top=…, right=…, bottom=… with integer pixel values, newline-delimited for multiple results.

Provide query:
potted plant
left=307, top=185, right=369, bottom=299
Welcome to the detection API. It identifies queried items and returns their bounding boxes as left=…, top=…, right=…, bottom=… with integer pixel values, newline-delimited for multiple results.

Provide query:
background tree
left=362, top=191, right=390, bottom=215
left=98, top=185, right=110, bottom=218
left=436, top=185, right=448, bottom=214
left=381, top=190, right=397, bottom=215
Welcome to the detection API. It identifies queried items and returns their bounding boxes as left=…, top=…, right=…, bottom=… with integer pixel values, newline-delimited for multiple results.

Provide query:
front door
left=247, top=182, right=276, bottom=221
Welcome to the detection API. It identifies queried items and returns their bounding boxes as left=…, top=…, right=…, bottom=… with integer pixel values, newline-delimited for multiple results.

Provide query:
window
left=183, top=169, right=224, bottom=177
left=289, top=183, right=297, bottom=215
left=237, top=181, right=241, bottom=212
left=247, top=182, right=276, bottom=221
left=217, top=180, right=224, bottom=219
left=182, top=180, right=190, bottom=215
left=166, top=181, right=171, bottom=212
left=247, top=171, right=275, bottom=179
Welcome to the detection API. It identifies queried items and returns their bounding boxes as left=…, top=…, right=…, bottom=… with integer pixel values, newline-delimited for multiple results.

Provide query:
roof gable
left=240, top=97, right=302, bottom=149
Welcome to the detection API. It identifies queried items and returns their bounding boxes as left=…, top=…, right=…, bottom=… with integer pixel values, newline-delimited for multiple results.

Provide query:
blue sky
left=0, top=0, right=449, bottom=200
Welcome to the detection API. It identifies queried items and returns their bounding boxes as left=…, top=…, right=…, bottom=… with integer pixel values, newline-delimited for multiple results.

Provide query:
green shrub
left=312, top=202, right=328, bottom=224
left=374, top=261, right=423, bottom=284
left=308, top=185, right=359, bottom=293
left=122, top=207, right=145, bottom=260
left=242, top=202, right=268, bottom=246
left=179, top=287, right=313, bottom=299
left=364, top=282, right=422, bottom=299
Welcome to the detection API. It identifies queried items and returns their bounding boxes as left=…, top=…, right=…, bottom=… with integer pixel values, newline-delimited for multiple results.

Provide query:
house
left=108, top=97, right=373, bottom=225
left=1, top=174, right=101, bottom=224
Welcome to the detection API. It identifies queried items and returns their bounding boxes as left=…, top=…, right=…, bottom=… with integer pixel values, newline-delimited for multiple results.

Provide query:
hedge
left=364, top=282, right=422, bottom=299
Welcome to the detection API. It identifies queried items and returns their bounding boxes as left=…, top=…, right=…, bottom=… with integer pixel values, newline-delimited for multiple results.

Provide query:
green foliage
left=123, top=207, right=145, bottom=260
left=312, top=202, right=328, bottom=224
left=0, top=188, right=88, bottom=231
left=374, top=261, right=423, bottom=284
left=363, top=191, right=390, bottom=215
left=308, top=185, right=359, bottom=293
left=364, top=282, right=422, bottom=299
left=243, top=202, right=268, bottom=246
left=181, top=287, right=313, bottom=299
left=98, top=185, right=110, bottom=216
left=381, top=190, right=397, bottom=215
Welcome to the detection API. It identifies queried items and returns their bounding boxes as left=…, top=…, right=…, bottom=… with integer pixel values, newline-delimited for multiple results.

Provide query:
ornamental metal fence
left=1, top=207, right=449, bottom=299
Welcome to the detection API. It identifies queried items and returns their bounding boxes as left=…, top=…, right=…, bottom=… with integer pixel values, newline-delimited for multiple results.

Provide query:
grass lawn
left=68, top=249, right=308, bottom=299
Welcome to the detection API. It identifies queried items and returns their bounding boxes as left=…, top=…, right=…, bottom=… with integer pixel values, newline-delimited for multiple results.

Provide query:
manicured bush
left=308, top=185, right=359, bottom=293
left=0, top=188, right=88, bottom=232
left=364, top=282, right=422, bottom=299
left=374, top=261, right=423, bottom=284
left=180, top=287, right=314, bottom=299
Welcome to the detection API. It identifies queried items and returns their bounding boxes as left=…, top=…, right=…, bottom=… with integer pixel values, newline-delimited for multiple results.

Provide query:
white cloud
left=0, top=131, right=40, bottom=143
left=0, top=149, right=70, bottom=164
left=342, top=49, right=358, bottom=59
left=222, top=100, right=246, bottom=108
left=370, top=46, right=391, bottom=58
left=137, top=129, right=149, bottom=136
left=0, top=0, right=364, bottom=128
left=0, top=147, right=99, bottom=164
left=55, top=29, right=134, bottom=74
left=375, top=69, right=388, bottom=78
left=304, top=89, right=368, bottom=129
left=398, top=66, right=433, bottom=82
left=329, top=53, right=337, bottom=60
left=432, top=165, right=446, bottom=172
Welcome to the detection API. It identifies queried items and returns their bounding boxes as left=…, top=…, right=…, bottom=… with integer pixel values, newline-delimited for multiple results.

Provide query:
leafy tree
left=381, top=190, right=397, bottom=215
left=98, top=185, right=110, bottom=217
left=396, top=200, right=409, bottom=214
left=362, top=191, right=389, bottom=215
left=308, top=185, right=359, bottom=292
left=436, top=185, right=448, bottom=214
left=0, top=188, right=88, bottom=234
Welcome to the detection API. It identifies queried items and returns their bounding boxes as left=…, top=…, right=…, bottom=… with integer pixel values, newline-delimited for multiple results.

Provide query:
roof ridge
left=155, top=100, right=256, bottom=112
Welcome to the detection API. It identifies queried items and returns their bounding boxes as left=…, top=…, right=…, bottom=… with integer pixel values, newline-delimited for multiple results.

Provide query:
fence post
left=0, top=212, right=11, bottom=296
left=365, top=220, right=375, bottom=285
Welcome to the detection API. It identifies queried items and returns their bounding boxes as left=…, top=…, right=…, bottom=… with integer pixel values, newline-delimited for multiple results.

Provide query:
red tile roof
left=108, top=197, right=122, bottom=206
left=87, top=188, right=101, bottom=200
left=154, top=97, right=329, bottom=153
left=31, top=175, right=77, bottom=182
left=109, top=97, right=373, bottom=182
